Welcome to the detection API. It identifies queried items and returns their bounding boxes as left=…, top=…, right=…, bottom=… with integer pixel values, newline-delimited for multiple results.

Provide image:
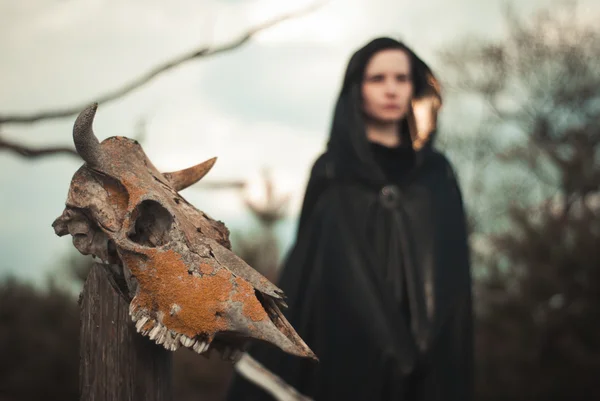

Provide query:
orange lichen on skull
left=199, top=263, right=215, bottom=275
left=123, top=248, right=235, bottom=338
left=232, top=277, right=269, bottom=323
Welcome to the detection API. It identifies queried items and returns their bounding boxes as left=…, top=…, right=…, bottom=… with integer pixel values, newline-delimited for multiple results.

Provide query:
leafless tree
left=440, top=2, right=600, bottom=399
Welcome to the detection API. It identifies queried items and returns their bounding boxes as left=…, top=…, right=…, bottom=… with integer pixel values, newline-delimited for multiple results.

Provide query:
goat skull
left=52, top=103, right=316, bottom=362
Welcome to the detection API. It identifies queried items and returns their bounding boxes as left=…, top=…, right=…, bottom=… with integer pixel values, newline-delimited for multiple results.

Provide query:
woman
left=227, top=37, right=473, bottom=401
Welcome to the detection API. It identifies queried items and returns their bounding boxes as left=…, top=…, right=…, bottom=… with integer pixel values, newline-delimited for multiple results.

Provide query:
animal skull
left=52, top=103, right=316, bottom=362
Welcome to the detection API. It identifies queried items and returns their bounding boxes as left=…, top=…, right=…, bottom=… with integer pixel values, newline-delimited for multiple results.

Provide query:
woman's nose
left=385, top=81, right=398, bottom=96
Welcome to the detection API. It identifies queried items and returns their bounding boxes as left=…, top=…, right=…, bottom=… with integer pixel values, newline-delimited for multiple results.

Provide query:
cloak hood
left=326, top=37, right=442, bottom=187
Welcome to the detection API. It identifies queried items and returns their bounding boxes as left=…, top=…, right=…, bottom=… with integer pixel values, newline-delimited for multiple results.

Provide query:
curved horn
left=73, top=103, right=102, bottom=167
left=163, top=157, right=217, bottom=191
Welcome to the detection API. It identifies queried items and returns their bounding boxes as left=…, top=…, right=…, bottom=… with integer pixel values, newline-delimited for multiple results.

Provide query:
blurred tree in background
left=229, top=168, right=292, bottom=283
left=439, top=2, right=600, bottom=399
left=0, top=278, right=79, bottom=401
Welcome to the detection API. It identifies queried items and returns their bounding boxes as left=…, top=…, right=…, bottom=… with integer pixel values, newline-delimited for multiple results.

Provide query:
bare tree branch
left=0, top=1, right=326, bottom=126
left=0, top=134, right=79, bottom=159
left=0, top=114, right=150, bottom=160
left=194, top=180, right=247, bottom=190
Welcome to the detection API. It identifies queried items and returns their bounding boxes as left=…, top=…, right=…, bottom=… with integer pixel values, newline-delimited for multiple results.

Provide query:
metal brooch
left=379, top=184, right=401, bottom=209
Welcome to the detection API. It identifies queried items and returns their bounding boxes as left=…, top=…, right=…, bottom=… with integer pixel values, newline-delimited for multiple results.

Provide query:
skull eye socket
left=128, top=200, right=173, bottom=247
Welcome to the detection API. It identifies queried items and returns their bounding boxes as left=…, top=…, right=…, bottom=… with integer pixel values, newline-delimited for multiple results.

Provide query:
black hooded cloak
left=226, top=37, right=473, bottom=401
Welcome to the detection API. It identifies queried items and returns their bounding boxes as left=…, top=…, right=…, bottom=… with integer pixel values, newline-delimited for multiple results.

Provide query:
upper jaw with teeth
left=53, top=103, right=317, bottom=363
left=133, top=310, right=221, bottom=356
left=89, top=254, right=243, bottom=361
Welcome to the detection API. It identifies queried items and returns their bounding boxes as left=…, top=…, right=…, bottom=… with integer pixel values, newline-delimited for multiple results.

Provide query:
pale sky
left=1, top=0, right=597, bottom=285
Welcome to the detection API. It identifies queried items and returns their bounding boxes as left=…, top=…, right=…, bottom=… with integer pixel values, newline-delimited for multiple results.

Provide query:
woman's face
left=361, top=49, right=414, bottom=123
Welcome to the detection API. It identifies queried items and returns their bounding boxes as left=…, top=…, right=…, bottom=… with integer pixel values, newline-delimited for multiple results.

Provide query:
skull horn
left=163, top=157, right=217, bottom=191
left=73, top=103, right=103, bottom=167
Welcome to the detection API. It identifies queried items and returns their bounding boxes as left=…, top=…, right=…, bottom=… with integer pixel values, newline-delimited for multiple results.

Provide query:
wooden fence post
left=79, top=263, right=173, bottom=401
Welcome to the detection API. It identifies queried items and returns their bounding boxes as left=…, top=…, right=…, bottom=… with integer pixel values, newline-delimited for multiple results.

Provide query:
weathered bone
left=163, top=157, right=217, bottom=191
left=73, top=102, right=103, bottom=167
left=54, top=104, right=317, bottom=363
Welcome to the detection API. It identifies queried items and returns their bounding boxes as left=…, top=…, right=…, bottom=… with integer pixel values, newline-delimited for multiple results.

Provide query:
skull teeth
left=169, top=334, right=181, bottom=351
left=134, top=318, right=213, bottom=353
left=148, top=324, right=163, bottom=341
left=160, top=330, right=178, bottom=349
left=192, top=341, right=203, bottom=353
left=180, top=335, right=195, bottom=348
left=140, top=321, right=180, bottom=350
left=135, top=316, right=149, bottom=332
left=129, top=304, right=143, bottom=320
left=157, top=327, right=170, bottom=345
left=192, top=340, right=210, bottom=354
left=130, top=312, right=246, bottom=360
left=156, top=330, right=167, bottom=345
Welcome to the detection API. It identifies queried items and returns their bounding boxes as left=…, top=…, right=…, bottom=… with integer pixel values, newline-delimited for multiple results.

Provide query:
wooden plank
left=79, top=263, right=172, bottom=401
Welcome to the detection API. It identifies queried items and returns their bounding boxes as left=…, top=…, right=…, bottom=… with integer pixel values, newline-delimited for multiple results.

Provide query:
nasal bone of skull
left=52, top=209, right=73, bottom=236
